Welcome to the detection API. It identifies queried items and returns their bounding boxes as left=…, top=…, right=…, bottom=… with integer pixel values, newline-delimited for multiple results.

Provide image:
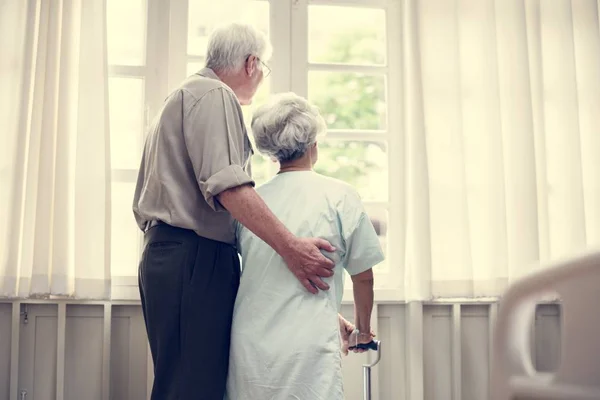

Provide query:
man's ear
left=245, top=55, right=258, bottom=77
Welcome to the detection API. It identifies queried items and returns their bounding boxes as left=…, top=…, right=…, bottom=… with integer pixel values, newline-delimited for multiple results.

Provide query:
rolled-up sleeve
left=183, top=87, right=254, bottom=211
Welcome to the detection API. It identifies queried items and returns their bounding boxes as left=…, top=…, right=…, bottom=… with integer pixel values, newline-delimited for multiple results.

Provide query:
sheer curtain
left=0, top=0, right=111, bottom=298
left=1, top=0, right=598, bottom=301
left=401, top=0, right=600, bottom=300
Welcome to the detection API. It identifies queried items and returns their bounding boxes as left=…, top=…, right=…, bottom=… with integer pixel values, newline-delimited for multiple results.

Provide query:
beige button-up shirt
left=133, top=68, right=254, bottom=245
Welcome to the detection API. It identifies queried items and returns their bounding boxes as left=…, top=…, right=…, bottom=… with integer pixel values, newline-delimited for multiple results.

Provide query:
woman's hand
left=338, top=314, right=375, bottom=355
left=339, top=315, right=353, bottom=355
left=347, top=329, right=375, bottom=353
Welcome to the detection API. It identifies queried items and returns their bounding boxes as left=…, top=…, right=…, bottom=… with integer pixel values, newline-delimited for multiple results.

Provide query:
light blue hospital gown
left=225, top=171, right=384, bottom=400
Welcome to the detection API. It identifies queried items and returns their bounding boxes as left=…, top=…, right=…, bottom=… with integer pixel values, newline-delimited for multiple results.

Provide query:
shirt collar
left=197, top=67, right=220, bottom=81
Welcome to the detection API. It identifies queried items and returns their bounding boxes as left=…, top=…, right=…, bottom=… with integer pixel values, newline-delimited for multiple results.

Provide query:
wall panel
left=0, top=301, right=562, bottom=400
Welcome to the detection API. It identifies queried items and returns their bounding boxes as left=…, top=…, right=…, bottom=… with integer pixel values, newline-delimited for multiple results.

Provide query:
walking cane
left=349, top=340, right=382, bottom=400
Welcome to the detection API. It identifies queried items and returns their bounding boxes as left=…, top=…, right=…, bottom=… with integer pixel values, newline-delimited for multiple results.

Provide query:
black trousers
left=138, top=223, right=240, bottom=400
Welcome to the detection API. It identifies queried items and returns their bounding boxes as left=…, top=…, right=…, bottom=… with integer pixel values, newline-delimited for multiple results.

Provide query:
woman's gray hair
left=251, top=92, right=327, bottom=163
left=205, top=23, right=272, bottom=73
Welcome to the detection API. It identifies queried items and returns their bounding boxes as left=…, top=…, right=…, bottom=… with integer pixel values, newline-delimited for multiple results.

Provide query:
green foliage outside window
left=246, top=27, right=386, bottom=195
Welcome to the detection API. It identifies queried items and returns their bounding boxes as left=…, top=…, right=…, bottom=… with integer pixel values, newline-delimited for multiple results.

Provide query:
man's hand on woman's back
left=217, top=185, right=335, bottom=294
left=281, top=237, right=336, bottom=294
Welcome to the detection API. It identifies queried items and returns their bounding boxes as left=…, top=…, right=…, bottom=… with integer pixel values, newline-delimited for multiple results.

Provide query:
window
left=106, top=0, right=402, bottom=300
left=291, top=1, right=400, bottom=299
left=106, top=0, right=148, bottom=281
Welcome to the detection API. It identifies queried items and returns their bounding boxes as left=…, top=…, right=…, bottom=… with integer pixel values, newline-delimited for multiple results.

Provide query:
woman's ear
left=310, top=142, right=318, bottom=155
left=311, top=142, right=319, bottom=165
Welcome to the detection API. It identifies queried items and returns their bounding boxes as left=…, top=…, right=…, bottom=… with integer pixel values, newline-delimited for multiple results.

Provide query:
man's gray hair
left=205, top=23, right=272, bottom=73
left=251, top=92, right=327, bottom=163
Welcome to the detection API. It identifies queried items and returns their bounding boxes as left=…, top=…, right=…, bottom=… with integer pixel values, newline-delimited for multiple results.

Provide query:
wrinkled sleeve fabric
left=183, top=87, right=254, bottom=211
left=339, top=190, right=385, bottom=276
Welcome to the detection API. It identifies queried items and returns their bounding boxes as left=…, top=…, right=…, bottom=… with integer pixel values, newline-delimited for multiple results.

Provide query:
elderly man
left=133, top=23, right=336, bottom=399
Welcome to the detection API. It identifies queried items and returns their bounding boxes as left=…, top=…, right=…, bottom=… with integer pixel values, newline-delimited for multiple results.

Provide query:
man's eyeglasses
left=259, top=59, right=271, bottom=78
left=246, top=55, right=271, bottom=78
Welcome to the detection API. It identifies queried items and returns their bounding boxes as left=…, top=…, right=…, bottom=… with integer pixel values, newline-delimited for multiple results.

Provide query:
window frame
left=108, top=0, right=173, bottom=298
left=108, top=0, right=404, bottom=301
left=289, top=0, right=404, bottom=301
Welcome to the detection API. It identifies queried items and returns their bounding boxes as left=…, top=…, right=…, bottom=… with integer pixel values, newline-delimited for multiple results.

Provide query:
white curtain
left=1, top=0, right=599, bottom=301
left=0, top=0, right=111, bottom=298
left=401, top=0, right=600, bottom=300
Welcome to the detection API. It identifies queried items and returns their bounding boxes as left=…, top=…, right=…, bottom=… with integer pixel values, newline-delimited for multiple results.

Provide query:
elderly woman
left=226, top=93, right=384, bottom=399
